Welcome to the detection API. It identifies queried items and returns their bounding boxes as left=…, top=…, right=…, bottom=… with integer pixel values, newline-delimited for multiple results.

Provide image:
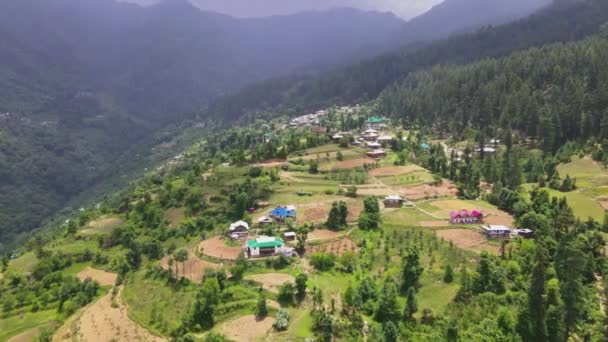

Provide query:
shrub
left=310, top=253, right=336, bottom=271
left=278, top=283, right=296, bottom=305
left=273, top=309, right=291, bottom=331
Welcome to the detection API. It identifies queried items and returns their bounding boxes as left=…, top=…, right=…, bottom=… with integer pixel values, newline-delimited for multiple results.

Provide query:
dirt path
left=53, top=287, right=165, bottom=342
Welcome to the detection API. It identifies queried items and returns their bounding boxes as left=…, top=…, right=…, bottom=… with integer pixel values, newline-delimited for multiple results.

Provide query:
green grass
left=378, top=171, right=434, bottom=187
left=7, top=252, right=38, bottom=274
left=0, top=308, right=57, bottom=341
left=522, top=184, right=605, bottom=221
left=288, top=309, right=314, bottom=339
left=80, top=216, right=124, bottom=235
left=383, top=208, right=441, bottom=227
left=556, top=157, right=608, bottom=189
left=123, top=270, right=197, bottom=336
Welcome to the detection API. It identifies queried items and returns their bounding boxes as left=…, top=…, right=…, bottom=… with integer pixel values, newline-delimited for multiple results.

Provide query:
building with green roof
left=246, top=236, right=285, bottom=257
left=366, top=116, right=389, bottom=129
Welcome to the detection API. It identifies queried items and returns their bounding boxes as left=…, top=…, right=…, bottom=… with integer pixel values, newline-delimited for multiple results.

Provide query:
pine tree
left=401, top=247, right=424, bottom=292
left=374, top=280, right=401, bottom=323
left=404, top=287, right=418, bottom=321
left=443, top=264, right=454, bottom=283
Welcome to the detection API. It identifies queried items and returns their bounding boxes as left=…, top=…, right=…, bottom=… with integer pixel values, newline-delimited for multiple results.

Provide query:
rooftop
left=247, top=236, right=284, bottom=249
left=366, top=116, right=389, bottom=124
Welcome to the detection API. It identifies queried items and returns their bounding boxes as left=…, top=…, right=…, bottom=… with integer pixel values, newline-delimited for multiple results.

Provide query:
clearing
left=218, top=315, right=274, bottom=342
left=53, top=288, right=164, bottom=342
left=80, top=217, right=123, bottom=235
left=435, top=229, right=499, bottom=254
left=333, top=158, right=375, bottom=169
left=159, top=247, right=221, bottom=283
left=77, top=267, right=117, bottom=286
left=245, top=273, right=296, bottom=293
left=199, top=236, right=242, bottom=260
left=308, top=229, right=343, bottom=241
left=307, top=238, right=358, bottom=257
left=165, top=208, right=185, bottom=228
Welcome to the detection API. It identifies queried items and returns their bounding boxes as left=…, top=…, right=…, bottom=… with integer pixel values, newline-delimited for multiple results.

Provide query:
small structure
left=362, top=129, right=379, bottom=141
left=229, top=220, right=249, bottom=238
left=512, top=229, right=534, bottom=238
left=449, top=210, right=483, bottom=224
left=366, top=116, right=389, bottom=129
left=332, top=134, right=344, bottom=141
left=311, top=127, right=327, bottom=135
left=269, top=206, right=297, bottom=222
left=481, top=225, right=512, bottom=239
left=420, top=143, right=431, bottom=151
left=367, top=149, right=386, bottom=159
left=475, top=147, right=497, bottom=154
left=284, top=231, right=296, bottom=241
left=366, top=141, right=382, bottom=149
left=384, top=195, right=405, bottom=208
left=257, top=216, right=273, bottom=225
left=246, top=236, right=285, bottom=258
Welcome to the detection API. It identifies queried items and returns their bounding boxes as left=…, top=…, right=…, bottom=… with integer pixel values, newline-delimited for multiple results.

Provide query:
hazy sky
left=126, top=0, right=443, bottom=20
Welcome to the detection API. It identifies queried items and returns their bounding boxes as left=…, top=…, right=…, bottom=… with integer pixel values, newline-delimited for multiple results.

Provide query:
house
left=284, top=231, right=296, bottom=241
left=420, top=143, right=431, bottom=151
left=366, top=141, right=382, bottom=149
left=332, top=134, right=344, bottom=141
left=384, top=195, right=405, bottom=208
left=362, top=129, right=379, bottom=141
left=481, top=225, right=512, bottom=239
left=475, top=147, right=497, bottom=154
left=257, top=216, right=273, bottom=225
left=377, top=135, right=393, bottom=142
left=449, top=210, right=483, bottom=224
left=366, top=116, right=389, bottom=129
left=269, top=206, right=297, bottom=222
left=367, top=149, right=386, bottom=158
left=512, top=229, right=534, bottom=238
left=246, top=236, right=285, bottom=258
left=229, top=220, right=249, bottom=238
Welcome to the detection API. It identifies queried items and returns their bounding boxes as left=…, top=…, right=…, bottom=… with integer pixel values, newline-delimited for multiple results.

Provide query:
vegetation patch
left=76, top=267, right=117, bottom=286
left=244, top=273, right=296, bottom=293
left=80, top=217, right=123, bottom=235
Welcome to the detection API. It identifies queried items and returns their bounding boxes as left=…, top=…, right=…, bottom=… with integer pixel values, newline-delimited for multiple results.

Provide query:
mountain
left=0, top=0, right=406, bottom=249
left=207, top=0, right=608, bottom=121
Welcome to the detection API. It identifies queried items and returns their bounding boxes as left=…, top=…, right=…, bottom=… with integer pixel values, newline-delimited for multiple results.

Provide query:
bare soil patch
left=369, top=165, right=423, bottom=177
left=435, top=229, right=498, bottom=254
left=53, top=288, right=164, bottom=342
left=599, top=200, right=608, bottom=210
left=245, top=273, right=296, bottom=293
left=199, top=236, right=242, bottom=260
left=307, top=238, right=358, bottom=257
left=308, top=229, right=343, bottom=241
left=399, top=181, right=458, bottom=200
left=333, top=158, right=375, bottom=169
left=160, top=246, right=221, bottom=283
left=77, top=267, right=117, bottom=286
left=219, top=315, right=274, bottom=342
left=9, top=326, right=51, bottom=342
left=419, top=221, right=450, bottom=227
left=81, top=217, right=123, bottom=235
left=303, top=206, right=329, bottom=223
left=300, top=200, right=362, bottom=224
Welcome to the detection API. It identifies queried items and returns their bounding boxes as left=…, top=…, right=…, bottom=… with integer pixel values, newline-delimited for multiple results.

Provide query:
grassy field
left=123, top=271, right=198, bottom=336
left=556, top=157, right=608, bottom=189
left=80, top=216, right=124, bottom=235
left=7, top=251, right=38, bottom=274
left=378, top=171, right=434, bottom=187
left=522, top=184, right=605, bottom=221
left=0, top=308, right=58, bottom=341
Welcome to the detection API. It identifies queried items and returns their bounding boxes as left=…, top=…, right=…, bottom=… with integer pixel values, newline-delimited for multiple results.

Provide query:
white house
left=481, top=225, right=511, bottom=239
left=229, top=220, right=249, bottom=238
left=246, top=236, right=285, bottom=258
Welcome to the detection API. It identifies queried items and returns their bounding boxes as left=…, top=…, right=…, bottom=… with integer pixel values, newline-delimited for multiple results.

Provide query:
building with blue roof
left=269, top=206, right=297, bottom=222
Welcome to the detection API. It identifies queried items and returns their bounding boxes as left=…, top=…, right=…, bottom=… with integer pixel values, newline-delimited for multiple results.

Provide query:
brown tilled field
left=308, top=229, right=343, bottom=241
left=435, top=229, right=499, bottom=254
left=77, top=267, right=117, bottom=286
left=333, top=158, right=375, bottom=169
left=53, top=288, right=165, bottom=342
left=307, top=238, right=358, bottom=257
left=400, top=182, right=459, bottom=200
left=244, top=273, right=296, bottom=293
left=199, top=236, right=242, bottom=260
left=368, top=165, right=424, bottom=177
left=219, top=315, right=274, bottom=342
left=160, top=247, right=221, bottom=283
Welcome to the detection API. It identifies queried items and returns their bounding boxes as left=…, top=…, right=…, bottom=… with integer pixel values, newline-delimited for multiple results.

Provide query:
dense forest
left=209, top=0, right=608, bottom=122
left=377, top=29, right=608, bottom=154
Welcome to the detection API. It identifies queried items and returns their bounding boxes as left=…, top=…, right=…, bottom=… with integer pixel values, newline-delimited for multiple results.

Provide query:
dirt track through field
left=53, top=287, right=165, bottom=342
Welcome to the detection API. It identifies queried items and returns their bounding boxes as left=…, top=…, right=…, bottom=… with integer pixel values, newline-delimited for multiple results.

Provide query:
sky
left=126, top=0, right=444, bottom=20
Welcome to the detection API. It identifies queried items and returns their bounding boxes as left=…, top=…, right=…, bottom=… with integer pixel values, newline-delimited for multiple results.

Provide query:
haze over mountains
left=0, top=0, right=554, bottom=249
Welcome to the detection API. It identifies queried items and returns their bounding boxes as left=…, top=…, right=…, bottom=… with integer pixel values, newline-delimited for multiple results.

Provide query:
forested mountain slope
left=0, top=0, right=407, bottom=249
left=377, top=30, right=608, bottom=154
left=209, top=0, right=608, bottom=121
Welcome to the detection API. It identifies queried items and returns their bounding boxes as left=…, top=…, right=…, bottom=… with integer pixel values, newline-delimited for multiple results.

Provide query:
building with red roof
left=449, top=209, right=483, bottom=224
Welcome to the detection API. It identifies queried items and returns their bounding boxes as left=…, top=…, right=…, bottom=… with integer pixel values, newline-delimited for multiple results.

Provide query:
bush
left=273, top=309, right=291, bottom=331
left=248, top=167, right=263, bottom=178
left=310, top=253, right=336, bottom=271
left=278, top=283, right=296, bottom=305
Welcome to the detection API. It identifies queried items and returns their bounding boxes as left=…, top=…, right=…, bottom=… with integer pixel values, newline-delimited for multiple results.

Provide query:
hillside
left=208, top=0, right=608, bottom=121
left=0, top=0, right=406, bottom=250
